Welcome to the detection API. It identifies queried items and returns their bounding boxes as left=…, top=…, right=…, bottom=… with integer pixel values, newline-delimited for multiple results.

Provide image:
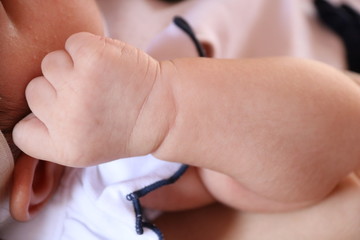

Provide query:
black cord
left=173, top=16, right=207, bottom=57
left=314, top=0, right=360, bottom=73
left=126, top=165, right=189, bottom=239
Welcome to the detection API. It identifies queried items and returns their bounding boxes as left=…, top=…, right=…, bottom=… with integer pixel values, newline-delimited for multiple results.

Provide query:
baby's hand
left=13, top=32, right=174, bottom=167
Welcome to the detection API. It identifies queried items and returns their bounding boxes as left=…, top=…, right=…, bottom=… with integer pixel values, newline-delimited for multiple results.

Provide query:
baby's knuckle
left=66, top=32, right=91, bottom=49
left=41, top=51, right=56, bottom=67
left=65, top=33, right=93, bottom=60
left=41, top=50, right=66, bottom=74
left=66, top=32, right=100, bottom=59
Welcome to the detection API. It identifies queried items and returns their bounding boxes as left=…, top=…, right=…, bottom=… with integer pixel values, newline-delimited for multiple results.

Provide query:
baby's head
left=0, top=0, right=103, bottom=225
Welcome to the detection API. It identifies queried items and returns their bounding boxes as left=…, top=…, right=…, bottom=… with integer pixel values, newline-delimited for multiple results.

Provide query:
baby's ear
left=10, top=154, right=65, bottom=221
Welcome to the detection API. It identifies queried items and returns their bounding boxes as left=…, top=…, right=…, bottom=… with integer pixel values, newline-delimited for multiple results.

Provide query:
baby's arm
left=13, top=32, right=360, bottom=210
left=155, top=56, right=360, bottom=210
left=155, top=56, right=360, bottom=208
left=144, top=67, right=360, bottom=212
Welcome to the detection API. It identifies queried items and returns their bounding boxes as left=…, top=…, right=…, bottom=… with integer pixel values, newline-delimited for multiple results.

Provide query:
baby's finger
left=13, top=113, right=54, bottom=162
left=65, top=32, right=105, bottom=69
left=41, top=50, right=74, bottom=89
left=25, top=76, right=57, bottom=123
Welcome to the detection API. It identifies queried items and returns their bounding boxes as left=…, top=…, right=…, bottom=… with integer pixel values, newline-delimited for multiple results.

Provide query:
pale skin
left=2, top=1, right=360, bottom=239
left=13, top=32, right=360, bottom=212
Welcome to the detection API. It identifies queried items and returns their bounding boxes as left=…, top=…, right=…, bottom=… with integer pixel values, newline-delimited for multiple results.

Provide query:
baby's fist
left=14, top=32, right=173, bottom=166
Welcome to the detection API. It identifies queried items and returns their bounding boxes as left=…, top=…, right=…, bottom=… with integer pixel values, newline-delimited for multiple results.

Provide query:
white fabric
left=1, top=155, right=182, bottom=240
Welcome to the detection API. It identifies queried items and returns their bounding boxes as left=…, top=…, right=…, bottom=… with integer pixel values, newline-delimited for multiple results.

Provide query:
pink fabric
left=98, top=0, right=360, bottom=69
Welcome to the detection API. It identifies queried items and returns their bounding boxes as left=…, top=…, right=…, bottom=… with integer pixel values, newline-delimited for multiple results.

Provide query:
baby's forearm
left=154, top=57, right=360, bottom=204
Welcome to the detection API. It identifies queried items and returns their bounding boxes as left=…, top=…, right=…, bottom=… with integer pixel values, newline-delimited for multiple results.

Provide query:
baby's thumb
left=13, top=113, right=54, bottom=162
